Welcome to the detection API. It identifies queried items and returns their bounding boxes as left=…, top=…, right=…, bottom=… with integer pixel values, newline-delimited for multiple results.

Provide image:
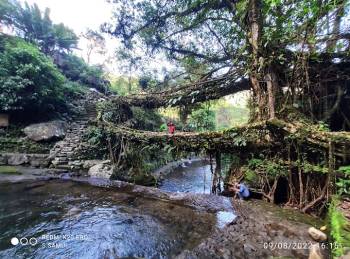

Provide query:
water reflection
left=0, top=180, right=216, bottom=259
left=159, top=160, right=214, bottom=194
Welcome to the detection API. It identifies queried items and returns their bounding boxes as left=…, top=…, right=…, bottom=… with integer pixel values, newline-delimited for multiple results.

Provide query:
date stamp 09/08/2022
left=263, top=241, right=342, bottom=250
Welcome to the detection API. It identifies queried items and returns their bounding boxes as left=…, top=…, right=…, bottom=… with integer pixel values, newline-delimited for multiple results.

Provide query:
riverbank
left=179, top=199, right=327, bottom=258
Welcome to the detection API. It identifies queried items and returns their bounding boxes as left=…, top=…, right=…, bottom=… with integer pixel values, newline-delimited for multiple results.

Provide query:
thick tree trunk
left=248, top=0, right=266, bottom=120
left=265, top=72, right=276, bottom=119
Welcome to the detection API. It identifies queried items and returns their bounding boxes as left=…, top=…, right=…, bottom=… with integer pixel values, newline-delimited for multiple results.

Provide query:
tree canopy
left=0, top=0, right=110, bottom=98
left=3, top=1, right=78, bottom=54
left=103, top=0, right=350, bottom=128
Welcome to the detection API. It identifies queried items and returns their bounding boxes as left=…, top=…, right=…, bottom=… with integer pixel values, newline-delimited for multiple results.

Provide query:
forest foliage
left=0, top=36, right=65, bottom=112
left=0, top=0, right=108, bottom=115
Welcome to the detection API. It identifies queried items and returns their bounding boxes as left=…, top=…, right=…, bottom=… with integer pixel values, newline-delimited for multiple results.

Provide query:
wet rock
left=23, top=120, right=67, bottom=142
left=308, top=243, right=323, bottom=259
left=308, top=227, right=327, bottom=242
left=65, top=206, right=82, bottom=218
left=0, top=154, right=7, bottom=165
left=243, top=243, right=256, bottom=254
left=7, top=153, right=29, bottom=165
left=24, top=182, right=46, bottom=190
left=88, top=162, right=113, bottom=179
left=218, top=248, right=231, bottom=258
left=83, top=160, right=104, bottom=169
left=29, top=154, right=49, bottom=168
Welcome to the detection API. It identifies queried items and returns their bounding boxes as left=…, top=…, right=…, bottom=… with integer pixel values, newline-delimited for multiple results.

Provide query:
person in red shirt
left=167, top=121, right=176, bottom=134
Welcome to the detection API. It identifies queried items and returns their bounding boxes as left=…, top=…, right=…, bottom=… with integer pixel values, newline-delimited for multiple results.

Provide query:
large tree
left=103, top=0, right=349, bottom=125
left=1, top=0, right=78, bottom=54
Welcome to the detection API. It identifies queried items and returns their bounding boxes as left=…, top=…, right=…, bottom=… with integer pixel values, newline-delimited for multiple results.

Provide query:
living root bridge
left=266, top=119, right=350, bottom=161
left=111, top=74, right=249, bottom=109
left=102, top=120, right=350, bottom=213
left=104, top=119, right=350, bottom=158
left=104, top=123, right=272, bottom=153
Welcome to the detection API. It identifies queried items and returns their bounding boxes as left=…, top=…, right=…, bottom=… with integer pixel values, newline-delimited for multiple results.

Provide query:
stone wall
left=0, top=153, right=49, bottom=168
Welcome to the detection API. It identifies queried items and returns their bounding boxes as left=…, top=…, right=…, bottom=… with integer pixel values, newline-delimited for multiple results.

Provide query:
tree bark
left=248, top=0, right=264, bottom=119
left=265, top=72, right=276, bottom=119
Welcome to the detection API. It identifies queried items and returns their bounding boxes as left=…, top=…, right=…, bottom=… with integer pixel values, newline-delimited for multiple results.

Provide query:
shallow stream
left=0, top=180, right=218, bottom=258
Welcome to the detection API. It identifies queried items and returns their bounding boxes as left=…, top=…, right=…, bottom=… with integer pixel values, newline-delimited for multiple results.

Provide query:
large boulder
left=83, top=160, right=105, bottom=169
left=23, top=120, right=67, bottom=142
left=88, top=161, right=113, bottom=179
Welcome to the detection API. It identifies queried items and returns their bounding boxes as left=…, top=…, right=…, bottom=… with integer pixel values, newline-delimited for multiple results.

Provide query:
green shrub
left=130, top=107, right=163, bottom=131
left=245, top=158, right=288, bottom=179
left=337, top=165, right=350, bottom=196
left=329, top=198, right=350, bottom=257
left=188, top=105, right=216, bottom=131
left=55, top=53, right=108, bottom=92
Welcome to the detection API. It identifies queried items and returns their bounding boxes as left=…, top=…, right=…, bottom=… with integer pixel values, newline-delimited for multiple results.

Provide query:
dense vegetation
left=0, top=0, right=108, bottom=119
left=0, top=36, right=64, bottom=112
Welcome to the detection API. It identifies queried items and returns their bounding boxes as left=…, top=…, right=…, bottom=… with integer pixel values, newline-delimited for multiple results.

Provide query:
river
left=159, top=159, right=214, bottom=194
left=0, top=162, right=325, bottom=259
left=0, top=180, right=222, bottom=258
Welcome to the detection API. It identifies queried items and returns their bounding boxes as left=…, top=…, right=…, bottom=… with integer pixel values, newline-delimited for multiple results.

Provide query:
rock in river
left=23, top=120, right=67, bottom=142
left=88, top=161, right=113, bottom=179
left=308, top=227, right=327, bottom=242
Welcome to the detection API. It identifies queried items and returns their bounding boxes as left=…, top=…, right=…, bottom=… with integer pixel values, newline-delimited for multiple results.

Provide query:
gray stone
left=243, top=243, right=256, bottom=254
left=88, top=163, right=113, bottom=179
left=340, top=249, right=350, bottom=259
left=308, top=227, right=327, bottom=242
left=101, top=160, right=111, bottom=164
left=7, top=153, right=29, bottom=165
left=23, top=120, right=67, bottom=142
left=82, top=160, right=103, bottom=169
left=29, top=154, right=49, bottom=168
left=308, top=243, right=323, bottom=259
left=0, top=154, right=8, bottom=165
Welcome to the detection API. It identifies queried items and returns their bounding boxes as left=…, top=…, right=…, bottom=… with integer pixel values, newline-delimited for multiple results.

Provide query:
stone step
left=54, top=164, right=73, bottom=170
left=52, top=160, right=68, bottom=166
left=61, top=148, right=74, bottom=152
left=53, top=157, right=68, bottom=162
left=55, top=154, right=69, bottom=158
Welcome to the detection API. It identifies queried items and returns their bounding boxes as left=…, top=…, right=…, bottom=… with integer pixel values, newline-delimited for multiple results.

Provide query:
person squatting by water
left=167, top=121, right=176, bottom=134
left=229, top=182, right=250, bottom=200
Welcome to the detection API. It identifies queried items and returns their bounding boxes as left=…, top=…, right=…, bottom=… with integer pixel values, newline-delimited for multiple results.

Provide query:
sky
left=22, top=0, right=112, bottom=34
left=19, top=0, right=174, bottom=76
left=21, top=0, right=118, bottom=69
